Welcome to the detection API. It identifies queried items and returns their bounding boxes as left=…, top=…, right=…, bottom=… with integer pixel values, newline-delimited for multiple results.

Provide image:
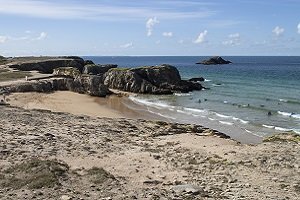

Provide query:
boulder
left=8, top=57, right=84, bottom=74
left=83, top=64, right=117, bottom=75
left=196, top=56, right=232, bottom=65
left=103, top=64, right=202, bottom=94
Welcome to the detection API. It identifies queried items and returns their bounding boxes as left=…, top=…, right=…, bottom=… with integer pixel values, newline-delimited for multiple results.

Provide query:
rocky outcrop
left=53, top=67, right=81, bottom=79
left=83, top=64, right=117, bottom=75
left=197, top=56, right=232, bottom=65
left=8, top=57, right=84, bottom=74
left=103, top=64, right=202, bottom=94
left=189, top=77, right=205, bottom=82
left=84, top=60, right=94, bottom=65
left=4, top=76, right=109, bottom=97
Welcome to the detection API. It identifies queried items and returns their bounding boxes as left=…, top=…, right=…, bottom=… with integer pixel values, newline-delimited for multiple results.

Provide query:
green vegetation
left=87, top=167, right=115, bottom=184
left=263, top=132, right=300, bottom=143
left=0, top=159, right=69, bottom=189
left=0, top=71, right=32, bottom=82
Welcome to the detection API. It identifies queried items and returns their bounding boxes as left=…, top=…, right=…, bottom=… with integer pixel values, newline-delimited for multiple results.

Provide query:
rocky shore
left=1, top=56, right=299, bottom=199
left=0, top=105, right=299, bottom=199
left=1, top=56, right=202, bottom=96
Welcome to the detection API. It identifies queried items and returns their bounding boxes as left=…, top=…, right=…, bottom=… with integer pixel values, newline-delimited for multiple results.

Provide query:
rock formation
left=103, top=64, right=202, bottom=94
left=83, top=64, right=117, bottom=75
left=1, top=57, right=204, bottom=96
left=196, top=56, right=232, bottom=65
left=8, top=57, right=85, bottom=74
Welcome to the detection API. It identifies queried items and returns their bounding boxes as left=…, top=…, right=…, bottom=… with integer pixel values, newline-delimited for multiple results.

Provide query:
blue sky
left=0, top=0, right=299, bottom=56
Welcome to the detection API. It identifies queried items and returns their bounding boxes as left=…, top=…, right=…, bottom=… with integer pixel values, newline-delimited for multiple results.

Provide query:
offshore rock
left=103, top=64, right=202, bottom=94
left=197, top=56, right=232, bottom=65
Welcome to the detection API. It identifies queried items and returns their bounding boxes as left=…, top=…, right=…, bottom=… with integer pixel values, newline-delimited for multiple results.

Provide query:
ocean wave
left=219, top=121, right=233, bottom=126
left=183, top=107, right=206, bottom=113
left=262, top=124, right=298, bottom=133
left=208, top=117, right=216, bottom=121
left=274, top=127, right=292, bottom=132
left=279, top=99, right=288, bottom=103
left=279, top=99, right=300, bottom=105
left=204, top=79, right=211, bottom=82
left=174, top=92, right=193, bottom=97
left=262, top=124, right=275, bottom=129
left=216, top=113, right=232, bottom=118
left=244, top=129, right=252, bottom=133
left=278, top=111, right=300, bottom=119
left=129, top=96, right=175, bottom=110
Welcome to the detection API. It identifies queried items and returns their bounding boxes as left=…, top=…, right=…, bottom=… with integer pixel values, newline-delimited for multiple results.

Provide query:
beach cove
left=0, top=55, right=299, bottom=199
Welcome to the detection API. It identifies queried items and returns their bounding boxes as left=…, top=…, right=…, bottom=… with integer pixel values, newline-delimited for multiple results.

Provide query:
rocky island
left=0, top=56, right=299, bottom=200
left=196, top=56, right=232, bottom=65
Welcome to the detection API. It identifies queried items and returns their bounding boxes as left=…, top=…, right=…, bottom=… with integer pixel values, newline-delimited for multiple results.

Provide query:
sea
left=84, top=56, right=300, bottom=143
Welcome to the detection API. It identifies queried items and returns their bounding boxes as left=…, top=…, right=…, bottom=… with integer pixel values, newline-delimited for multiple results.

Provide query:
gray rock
left=171, top=184, right=204, bottom=195
left=8, top=57, right=84, bottom=74
left=103, top=64, right=202, bottom=94
left=83, top=64, right=117, bottom=75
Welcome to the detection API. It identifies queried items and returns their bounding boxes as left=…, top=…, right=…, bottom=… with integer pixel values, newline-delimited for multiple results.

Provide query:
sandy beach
left=7, top=91, right=169, bottom=121
left=8, top=91, right=125, bottom=118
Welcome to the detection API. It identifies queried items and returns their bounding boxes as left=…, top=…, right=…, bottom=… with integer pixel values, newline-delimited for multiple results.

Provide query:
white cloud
left=222, top=33, right=241, bottom=46
left=194, top=30, right=208, bottom=44
left=146, top=17, right=159, bottom=36
left=162, top=32, right=173, bottom=37
left=0, top=36, right=8, bottom=43
left=272, top=26, right=284, bottom=36
left=298, top=23, right=300, bottom=34
left=120, top=42, right=133, bottom=48
left=36, top=32, right=47, bottom=40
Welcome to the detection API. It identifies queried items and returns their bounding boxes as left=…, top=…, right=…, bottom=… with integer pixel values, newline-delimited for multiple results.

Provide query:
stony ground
left=0, top=105, right=299, bottom=200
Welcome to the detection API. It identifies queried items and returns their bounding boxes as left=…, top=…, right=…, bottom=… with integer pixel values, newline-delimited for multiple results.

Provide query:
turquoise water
left=85, top=56, right=300, bottom=141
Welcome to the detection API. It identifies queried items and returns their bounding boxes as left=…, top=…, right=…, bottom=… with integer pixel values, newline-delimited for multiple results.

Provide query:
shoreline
left=0, top=104, right=299, bottom=199
left=7, top=91, right=261, bottom=144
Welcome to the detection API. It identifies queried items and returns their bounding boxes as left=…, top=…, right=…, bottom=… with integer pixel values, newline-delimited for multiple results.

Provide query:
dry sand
left=8, top=91, right=124, bottom=118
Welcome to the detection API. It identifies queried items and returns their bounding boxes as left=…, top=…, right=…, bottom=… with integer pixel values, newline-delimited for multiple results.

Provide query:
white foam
left=274, top=127, right=292, bottom=132
left=244, top=129, right=252, bottom=133
left=223, top=101, right=228, bottom=104
left=262, top=124, right=275, bottom=129
left=184, top=107, right=206, bottom=113
left=174, top=92, right=193, bottom=97
left=216, top=113, right=232, bottom=118
left=278, top=111, right=300, bottom=119
left=204, top=79, right=211, bottom=82
left=293, top=129, right=300, bottom=134
left=278, top=111, right=291, bottom=117
left=279, top=99, right=288, bottom=102
left=219, top=121, right=233, bottom=125
left=208, top=117, right=216, bottom=121
left=129, top=96, right=174, bottom=110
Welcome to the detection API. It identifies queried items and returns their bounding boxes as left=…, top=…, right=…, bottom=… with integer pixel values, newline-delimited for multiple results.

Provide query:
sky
left=0, top=0, right=300, bottom=56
